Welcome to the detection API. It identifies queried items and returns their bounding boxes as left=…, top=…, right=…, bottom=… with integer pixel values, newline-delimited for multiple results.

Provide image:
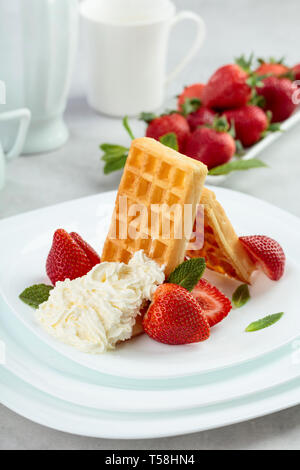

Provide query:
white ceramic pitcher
left=0, top=0, right=78, bottom=154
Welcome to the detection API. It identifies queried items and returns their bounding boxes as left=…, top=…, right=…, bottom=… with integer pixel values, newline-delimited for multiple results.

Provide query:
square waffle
left=101, top=137, right=208, bottom=277
left=187, top=188, right=256, bottom=284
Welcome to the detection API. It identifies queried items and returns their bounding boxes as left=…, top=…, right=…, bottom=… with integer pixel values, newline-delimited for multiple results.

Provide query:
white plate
left=1, top=295, right=300, bottom=413
left=0, top=187, right=299, bottom=379
left=1, top=365, right=300, bottom=439
left=206, top=109, right=300, bottom=185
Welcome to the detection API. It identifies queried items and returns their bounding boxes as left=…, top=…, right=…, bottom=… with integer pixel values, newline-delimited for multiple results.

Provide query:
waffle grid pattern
left=102, top=146, right=195, bottom=269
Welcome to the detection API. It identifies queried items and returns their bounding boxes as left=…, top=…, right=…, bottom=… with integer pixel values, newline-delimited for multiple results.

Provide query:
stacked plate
left=0, top=186, right=300, bottom=439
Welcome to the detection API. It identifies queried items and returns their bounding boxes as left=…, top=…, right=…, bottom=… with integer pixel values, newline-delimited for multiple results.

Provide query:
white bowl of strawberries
left=100, top=55, right=300, bottom=184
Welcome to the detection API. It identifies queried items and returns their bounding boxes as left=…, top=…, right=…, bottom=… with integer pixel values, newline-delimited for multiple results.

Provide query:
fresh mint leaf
left=159, top=133, right=179, bottom=151
left=167, top=258, right=206, bottom=292
left=232, top=284, right=250, bottom=308
left=19, top=284, right=53, bottom=309
left=123, top=116, right=135, bottom=140
left=245, top=312, right=284, bottom=332
left=208, top=158, right=267, bottom=176
left=103, top=155, right=127, bottom=174
left=100, top=144, right=129, bottom=154
left=101, top=147, right=129, bottom=163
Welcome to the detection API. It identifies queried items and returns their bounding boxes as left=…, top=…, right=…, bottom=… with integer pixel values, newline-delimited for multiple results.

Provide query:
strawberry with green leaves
left=143, top=257, right=232, bottom=345
left=202, top=64, right=252, bottom=110
left=255, top=57, right=290, bottom=78
left=185, top=116, right=236, bottom=170
left=143, top=284, right=211, bottom=345
left=223, top=105, right=279, bottom=147
left=177, top=83, right=205, bottom=114
left=256, top=76, right=297, bottom=122
left=144, top=113, right=190, bottom=153
left=187, top=107, right=216, bottom=132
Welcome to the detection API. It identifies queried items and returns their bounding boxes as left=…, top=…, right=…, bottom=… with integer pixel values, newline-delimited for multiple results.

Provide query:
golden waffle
left=187, top=188, right=256, bottom=284
left=101, top=137, right=208, bottom=277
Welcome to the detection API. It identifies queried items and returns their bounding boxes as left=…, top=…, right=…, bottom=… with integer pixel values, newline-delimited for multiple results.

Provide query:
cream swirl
left=36, top=251, right=165, bottom=353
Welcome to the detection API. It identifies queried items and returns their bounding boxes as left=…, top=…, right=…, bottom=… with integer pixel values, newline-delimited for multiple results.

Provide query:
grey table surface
left=1, top=0, right=300, bottom=450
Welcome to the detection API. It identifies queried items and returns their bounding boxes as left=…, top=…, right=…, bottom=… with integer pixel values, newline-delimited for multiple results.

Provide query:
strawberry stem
left=123, top=116, right=135, bottom=140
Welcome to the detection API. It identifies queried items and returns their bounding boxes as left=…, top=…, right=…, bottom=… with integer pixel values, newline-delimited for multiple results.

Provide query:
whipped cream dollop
left=36, top=251, right=165, bottom=354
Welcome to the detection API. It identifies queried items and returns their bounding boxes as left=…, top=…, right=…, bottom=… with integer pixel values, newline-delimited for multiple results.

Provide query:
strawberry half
left=143, top=284, right=210, bottom=345
left=46, top=229, right=100, bottom=285
left=239, top=235, right=285, bottom=281
left=191, top=279, right=232, bottom=327
left=69, top=232, right=100, bottom=267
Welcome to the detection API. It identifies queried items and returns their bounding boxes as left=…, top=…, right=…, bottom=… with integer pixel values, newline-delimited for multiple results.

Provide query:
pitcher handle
left=0, top=109, right=31, bottom=160
left=165, top=11, right=206, bottom=86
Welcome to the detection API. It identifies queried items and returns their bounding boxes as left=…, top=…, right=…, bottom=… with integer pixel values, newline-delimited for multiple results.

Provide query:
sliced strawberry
left=191, top=279, right=232, bottom=327
left=70, top=232, right=100, bottom=266
left=143, top=284, right=210, bottom=345
left=239, top=235, right=285, bottom=281
left=46, top=229, right=100, bottom=285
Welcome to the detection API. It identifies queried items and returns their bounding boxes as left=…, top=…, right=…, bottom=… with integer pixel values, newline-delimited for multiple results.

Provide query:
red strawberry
left=256, top=77, right=297, bottom=122
left=292, top=64, right=300, bottom=81
left=223, top=105, right=268, bottom=147
left=191, top=279, right=232, bottom=327
left=255, top=62, right=289, bottom=78
left=239, top=235, right=285, bottom=281
left=177, top=83, right=205, bottom=112
left=69, top=232, right=100, bottom=267
left=46, top=229, right=100, bottom=285
left=185, top=117, right=236, bottom=170
left=187, top=107, right=216, bottom=132
left=146, top=114, right=190, bottom=153
left=202, top=64, right=251, bottom=110
left=143, top=284, right=210, bottom=345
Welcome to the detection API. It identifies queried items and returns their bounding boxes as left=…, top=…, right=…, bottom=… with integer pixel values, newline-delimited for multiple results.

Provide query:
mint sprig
left=245, top=312, right=284, bottom=332
left=100, top=116, right=135, bottom=174
left=208, top=158, right=267, bottom=176
left=167, top=258, right=206, bottom=292
left=19, top=284, right=53, bottom=309
left=232, top=284, right=250, bottom=308
left=159, top=133, right=179, bottom=151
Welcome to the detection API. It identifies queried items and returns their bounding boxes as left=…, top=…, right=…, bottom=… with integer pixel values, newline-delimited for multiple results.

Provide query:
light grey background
left=1, top=0, right=300, bottom=450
